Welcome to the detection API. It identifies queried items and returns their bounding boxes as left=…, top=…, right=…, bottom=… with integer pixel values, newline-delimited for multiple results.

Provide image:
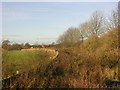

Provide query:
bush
left=52, top=67, right=64, bottom=76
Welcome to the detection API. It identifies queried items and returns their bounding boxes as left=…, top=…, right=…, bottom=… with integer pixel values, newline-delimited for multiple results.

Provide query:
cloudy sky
left=2, top=2, right=118, bottom=44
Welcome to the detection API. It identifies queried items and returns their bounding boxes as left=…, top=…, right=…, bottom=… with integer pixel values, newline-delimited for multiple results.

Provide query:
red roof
left=41, top=45, right=46, bottom=48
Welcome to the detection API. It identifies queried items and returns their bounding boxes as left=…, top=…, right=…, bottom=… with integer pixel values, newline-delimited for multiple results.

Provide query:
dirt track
left=21, top=48, right=59, bottom=59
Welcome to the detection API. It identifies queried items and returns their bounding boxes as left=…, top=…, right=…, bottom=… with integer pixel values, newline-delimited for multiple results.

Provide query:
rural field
left=1, top=1, right=120, bottom=89
left=2, top=49, right=54, bottom=78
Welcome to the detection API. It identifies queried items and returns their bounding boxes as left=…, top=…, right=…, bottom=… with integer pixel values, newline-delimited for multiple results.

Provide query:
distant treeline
left=2, top=40, right=56, bottom=51
left=2, top=40, right=31, bottom=50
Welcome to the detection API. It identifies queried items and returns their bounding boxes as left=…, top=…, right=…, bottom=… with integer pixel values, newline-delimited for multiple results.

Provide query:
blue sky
left=2, top=2, right=117, bottom=44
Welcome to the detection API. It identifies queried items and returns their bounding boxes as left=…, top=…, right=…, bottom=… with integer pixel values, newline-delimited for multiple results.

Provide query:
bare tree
left=79, top=21, right=91, bottom=41
left=2, top=40, right=11, bottom=50
left=24, top=43, right=31, bottom=49
left=88, top=10, right=104, bottom=36
left=78, top=10, right=104, bottom=40
left=104, top=8, right=118, bottom=30
left=57, top=27, right=82, bottom=44
left=57, top=34, right=66, bottom=44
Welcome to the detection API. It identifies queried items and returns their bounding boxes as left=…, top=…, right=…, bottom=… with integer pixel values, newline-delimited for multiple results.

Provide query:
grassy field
left=2, top=49, right=52, bottom=78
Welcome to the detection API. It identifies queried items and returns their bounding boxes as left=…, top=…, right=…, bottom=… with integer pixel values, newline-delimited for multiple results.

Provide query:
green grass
left=2, top=50, right=52, bottom=77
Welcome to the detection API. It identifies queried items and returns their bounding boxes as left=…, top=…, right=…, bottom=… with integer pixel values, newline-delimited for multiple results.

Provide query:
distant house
left=31, top=47, right=33, bottom=48
left=41, top=45, right=46, bottom=48
left=33, top=45, right=41, bottom=48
